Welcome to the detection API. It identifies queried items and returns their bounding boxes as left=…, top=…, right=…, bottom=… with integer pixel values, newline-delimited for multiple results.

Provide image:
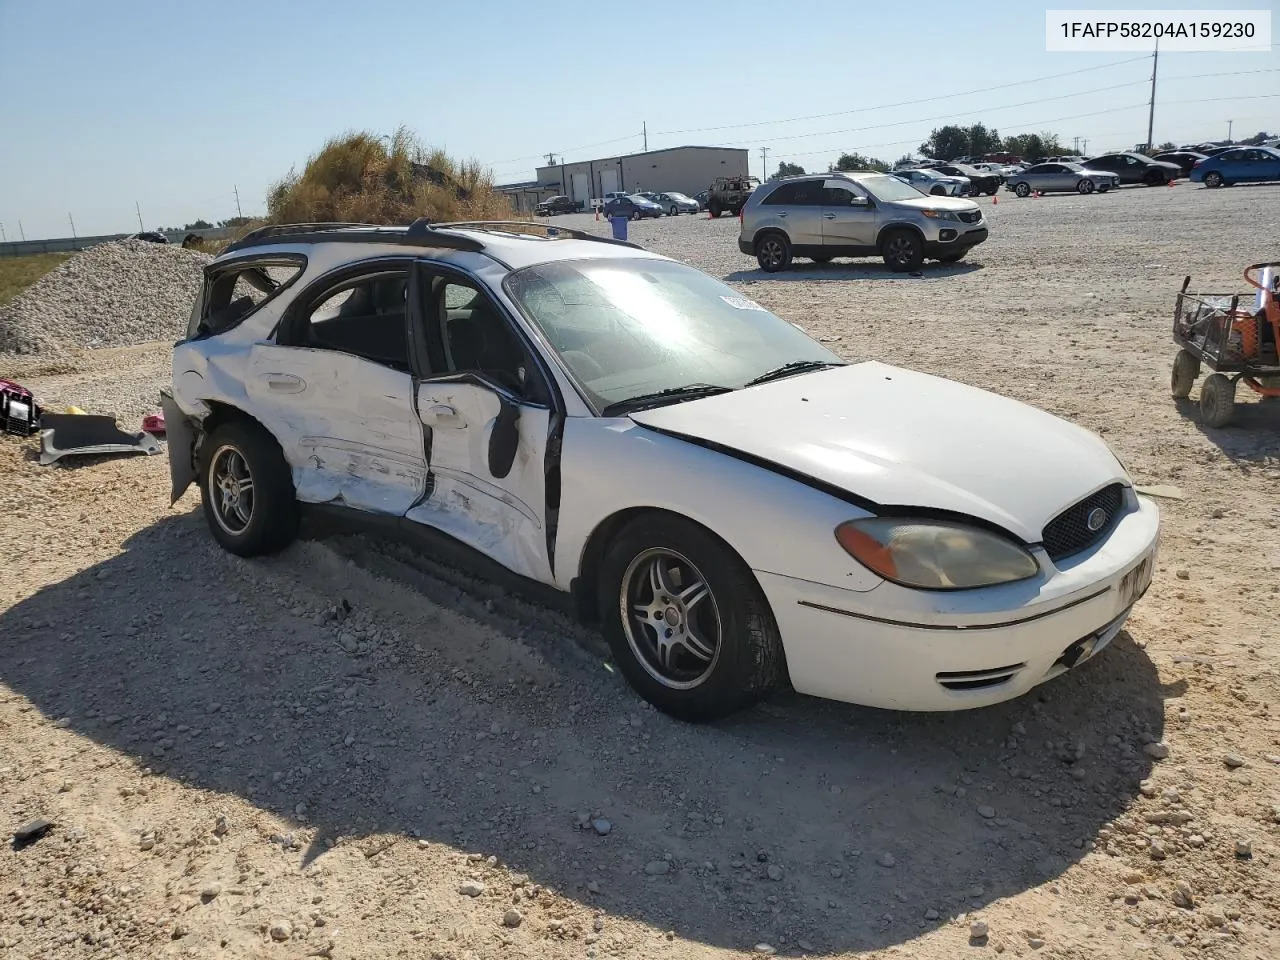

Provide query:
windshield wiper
left=602, top=383, right=734, bottom=417
left=744, top=360, right=844, bottom=387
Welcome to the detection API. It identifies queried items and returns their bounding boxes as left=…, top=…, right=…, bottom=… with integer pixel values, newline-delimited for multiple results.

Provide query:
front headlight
left=835, top=518, right=1039, bottom=590
left=920, top=209, right=961, bottom=221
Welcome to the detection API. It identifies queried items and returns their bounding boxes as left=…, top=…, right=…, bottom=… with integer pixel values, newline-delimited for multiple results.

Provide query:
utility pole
left=234, top=185, right=243, bottom=219
left=1145, top=40, right=1159, bottom=150
left=1083, top=138, right=1089, bottom=155
left=760, top=146, right=770, bottom=179
left=0, top=223, right=6, bottom=242
left=68, top=213, right=77, bottom=239
left=18, top=220, right=25, bottom=241
left=1227, top=119, right=1233, bottom=141
left=135, top=201, right=144, bottom=232
left=544, top=152, right=557, bottom=166
left=642, top=121, right=648, bottom=152
left=1073, top=136, right=1080, bottom=153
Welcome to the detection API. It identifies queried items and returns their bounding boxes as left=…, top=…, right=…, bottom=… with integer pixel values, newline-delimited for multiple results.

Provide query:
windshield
left=1062, top=163, right=1085, bottom=172
left=860, top=174, right=931, bottom=202
left=665, top=192, right=692, bottom=201
left=505, top=257, right=842, bottom=412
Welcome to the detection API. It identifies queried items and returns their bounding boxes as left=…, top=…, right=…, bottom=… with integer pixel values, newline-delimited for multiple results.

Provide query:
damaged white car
left=164, top=220, right=1159, bottom=721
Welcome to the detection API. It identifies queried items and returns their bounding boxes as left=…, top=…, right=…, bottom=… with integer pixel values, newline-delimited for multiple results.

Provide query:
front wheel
left=200, top=419, right=299, bottom=557
left=881, top=228, right=924, bottom=272
left=930, top=186, right=946, bottom=196
left=631, top=210, right=641, bottom=221
left=1200, top=373, right=1236, bottom=428
left=669, top=205, right=678, bottom=216
left=600, top=514, right=784, bottom=722
left=709, top=202, right=722, bottom=218
left=1204, top=171, right=1225, bottom=188
left=1014, top=182, right=1031, bottom=198
left=755, top=233, right=792, bottom=272
left=1077, top=178, right=1095, bottom=194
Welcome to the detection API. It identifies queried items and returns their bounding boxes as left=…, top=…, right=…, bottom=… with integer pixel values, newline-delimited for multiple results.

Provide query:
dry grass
left=267, top=127, right=513, bottom=226
left=0, top=253, right=72, bottom=308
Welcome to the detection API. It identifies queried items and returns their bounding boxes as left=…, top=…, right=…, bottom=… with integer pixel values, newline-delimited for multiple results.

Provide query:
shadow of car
left=0, top=509, right=1169, bottom=955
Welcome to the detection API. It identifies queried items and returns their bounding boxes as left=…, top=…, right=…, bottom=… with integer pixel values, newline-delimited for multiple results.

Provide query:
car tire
left=669, top=205, right=678, bottom=216
left=1077, top=178, right=1095, bottom=194
left=881, top=228, right=924, bottom=272
left=1204, top=171, right=1225, bottom=188
left=1171, top=349, right=1200, bottom=399
left=200, top=418, right=299, bottom=558
left=599, top=514, right=785, bottom=722
left=930, top=186, right=946, bottom=196
left=1014, top=182, right=1031, bottom=198
left=811, top=255, right=833, bottom=264
left=1199, top=373, right=1236, bottom=428
left=755, top=232, right=792, bottom=272
left=709, top=202, right=722, bottom=218
left=631, top=211, right=641, bottom=221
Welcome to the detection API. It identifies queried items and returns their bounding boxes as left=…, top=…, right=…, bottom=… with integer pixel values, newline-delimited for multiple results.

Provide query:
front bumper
left=925, top=225, right=988, bottom=253
left=758, top=494, right=1160, bottom=711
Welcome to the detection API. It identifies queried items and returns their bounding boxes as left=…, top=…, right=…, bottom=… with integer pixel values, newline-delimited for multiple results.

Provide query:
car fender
left=875, top=220, right=927, bottom=247
left=556, top=417, right=883, bottom=596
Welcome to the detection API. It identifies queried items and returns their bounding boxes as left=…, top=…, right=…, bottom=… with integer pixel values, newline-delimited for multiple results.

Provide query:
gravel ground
left=0, top=240, right=210, bottom=357
left=2, top=183, right=1279, bottom=960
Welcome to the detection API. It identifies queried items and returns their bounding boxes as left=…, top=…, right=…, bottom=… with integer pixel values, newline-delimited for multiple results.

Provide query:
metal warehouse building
left=498, top=145, right=749, bottom=212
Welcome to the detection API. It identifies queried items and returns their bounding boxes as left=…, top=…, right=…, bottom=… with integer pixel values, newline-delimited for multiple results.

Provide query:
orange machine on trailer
left=1171, top=261, right=1280, bottom=428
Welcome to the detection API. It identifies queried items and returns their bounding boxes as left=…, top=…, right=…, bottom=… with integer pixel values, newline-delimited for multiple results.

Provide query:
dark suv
left=535, top=195, right=578, bottom=216
left=1081, top=153, right=1181, bottom=185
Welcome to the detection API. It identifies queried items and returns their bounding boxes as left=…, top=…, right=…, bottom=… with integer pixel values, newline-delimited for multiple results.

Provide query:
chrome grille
left=1042, top=483, right=1125, bottom=561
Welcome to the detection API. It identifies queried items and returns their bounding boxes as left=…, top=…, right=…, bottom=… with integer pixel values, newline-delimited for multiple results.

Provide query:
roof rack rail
left=434, top=220, right=640, bottom=250
left=221, top=219, right=485, bottom=255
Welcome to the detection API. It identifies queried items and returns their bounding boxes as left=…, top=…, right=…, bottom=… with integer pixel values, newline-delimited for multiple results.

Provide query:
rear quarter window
left=189, top=256, right=306, bottom=340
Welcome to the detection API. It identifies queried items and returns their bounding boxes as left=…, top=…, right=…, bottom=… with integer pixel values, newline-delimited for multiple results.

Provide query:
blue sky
left=1, top=0, right=1275, bottom=239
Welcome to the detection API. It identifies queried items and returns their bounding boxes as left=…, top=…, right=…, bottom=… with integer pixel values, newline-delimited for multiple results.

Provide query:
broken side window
left=189, top=256, right=305, bottom=340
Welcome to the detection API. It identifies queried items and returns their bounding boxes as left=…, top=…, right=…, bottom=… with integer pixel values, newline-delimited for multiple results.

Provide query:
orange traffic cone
left=992, top=194, right=998, bottom=205
left=1168, top=179, right=1176, bottom=187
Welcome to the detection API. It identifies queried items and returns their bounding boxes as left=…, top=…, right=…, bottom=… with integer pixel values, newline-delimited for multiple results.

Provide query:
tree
left=770, top=161, right=805, bottom=180
left=1244, top=130, right=1275, bottom=145
left=1002, top=131, right=1064, bottom=160
left=918, top=123, right=1003, bottom=160
left=183, top=219, right=213, bottom=230
left=1156, top=141, right=1177, bottom=152
left=218, top=216, right=253, bottom=228
left=834, top=152, right=889, bottom=172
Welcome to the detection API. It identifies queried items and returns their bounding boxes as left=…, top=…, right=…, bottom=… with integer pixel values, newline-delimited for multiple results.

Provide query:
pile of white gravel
left=0, top=240, right=212, bottom=357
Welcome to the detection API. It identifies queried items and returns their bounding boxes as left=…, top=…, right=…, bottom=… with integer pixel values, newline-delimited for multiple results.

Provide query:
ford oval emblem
left=1086, top=507, right=1108, bottom=532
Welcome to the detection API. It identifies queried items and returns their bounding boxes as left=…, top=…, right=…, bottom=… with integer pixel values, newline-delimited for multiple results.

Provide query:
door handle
left=823, top=213, right=837, bottom=219
left=262, top=373, right=305, bottom=393
left=776, top=212, right=788, bottom=218
left=424, top=403, right=467, bottom=428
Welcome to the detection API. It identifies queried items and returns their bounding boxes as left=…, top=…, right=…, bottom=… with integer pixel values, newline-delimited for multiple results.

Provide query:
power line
left=653, top=55, right=1152, bottom=137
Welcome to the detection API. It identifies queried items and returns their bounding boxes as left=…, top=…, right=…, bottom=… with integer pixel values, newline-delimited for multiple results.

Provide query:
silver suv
left=738, top=172, right=989, bottom=273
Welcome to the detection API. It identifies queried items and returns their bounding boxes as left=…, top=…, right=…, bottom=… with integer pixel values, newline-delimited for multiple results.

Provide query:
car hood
left=893, top=194, right=980, bottom=213
left=629, top=362, right=1128, bottom=542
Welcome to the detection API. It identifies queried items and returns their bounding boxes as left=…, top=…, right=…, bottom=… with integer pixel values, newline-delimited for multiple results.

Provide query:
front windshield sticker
left=720, top=295, right=766, bottom=311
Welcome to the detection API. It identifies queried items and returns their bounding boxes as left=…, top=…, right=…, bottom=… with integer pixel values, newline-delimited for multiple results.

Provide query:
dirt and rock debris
left=2, top=184, right=1279, bottom=960
left=0, top=239, right=210, bottom=357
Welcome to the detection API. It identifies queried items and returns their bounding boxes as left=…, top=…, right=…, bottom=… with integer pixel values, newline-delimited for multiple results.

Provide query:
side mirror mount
left=850, top=195, right=870, bottom=207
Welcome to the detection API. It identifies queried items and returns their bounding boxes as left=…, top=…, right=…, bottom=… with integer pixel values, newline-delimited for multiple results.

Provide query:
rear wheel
left=755, top=233, right=792, bottom=272
left=669, top=205, right=678, bottom=216
left=1204, top=171, right=1225, bottom=188
left=200, top=419, right=299, bottom=557
left=600, top=514, right=784, bottom=722
left=1077, top=178, right=1095, bottom=194
left=1200, top=373, right=1236, bottom=428
left=709, top=201, right=722, bottom=218
left=1014, top=182, right=1031, bottom=198
left=881, top=228, right=924, bottom=272
left=1171, top=349, right=1200, bottom=399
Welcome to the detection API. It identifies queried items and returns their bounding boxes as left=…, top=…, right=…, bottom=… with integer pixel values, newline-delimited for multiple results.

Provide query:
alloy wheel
left=209, top=444, right=254, bottom=536
left=619, top=548, right=722, bottom=689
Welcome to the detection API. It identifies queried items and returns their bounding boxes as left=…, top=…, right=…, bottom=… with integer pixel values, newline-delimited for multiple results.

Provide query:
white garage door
left=571, top=172, right=588, bottom=205
left=600, top=169, right=619, bottom=196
